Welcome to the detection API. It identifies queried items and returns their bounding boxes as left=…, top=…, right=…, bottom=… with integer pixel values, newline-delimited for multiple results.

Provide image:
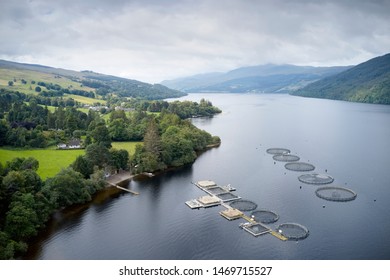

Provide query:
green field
left=0, top=67, right=106, bottom=106
left=0, top=142, right=141, bottom=180
left=64, top=94, right=106, bottom=105
left=111, top=141, right=142, bottom=155
left=0, top=147, right=85, bottom=179
left=0, top=68, right=93, bottom=94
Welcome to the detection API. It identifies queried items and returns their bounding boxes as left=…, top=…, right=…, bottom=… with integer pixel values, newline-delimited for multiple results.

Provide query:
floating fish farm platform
left=185, top=180, right=289, bottom=241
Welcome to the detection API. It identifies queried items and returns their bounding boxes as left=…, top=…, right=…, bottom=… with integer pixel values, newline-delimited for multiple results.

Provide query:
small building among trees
left=57, top=138, right=82, bottom=149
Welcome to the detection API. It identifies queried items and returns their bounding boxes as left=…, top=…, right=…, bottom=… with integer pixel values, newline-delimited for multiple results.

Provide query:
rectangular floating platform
left=196, top=180, right=217, bottom=188
left=220, top=208, right=244, bottom=220
left=185, top=199, right=203, bottom=209
left=198, top=195, right=221, bottom=207
left=242, top=223, right=271, bottom=237
left=188, top=180, right=286, bottom=241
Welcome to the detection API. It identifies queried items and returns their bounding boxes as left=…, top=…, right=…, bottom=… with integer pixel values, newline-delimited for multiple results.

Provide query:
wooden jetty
left=107, top=182, right=139, bottom=195
left=105, top=171, right=139, bottom=195
left=270, top=231, right=288, bottom=241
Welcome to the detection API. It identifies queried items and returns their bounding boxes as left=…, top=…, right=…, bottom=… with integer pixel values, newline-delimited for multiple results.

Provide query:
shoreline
left=105, top=170, right=135, bottom=186
left=206, top=142, right=221, bottom=148
left=125, top=141, right=221, bottom=177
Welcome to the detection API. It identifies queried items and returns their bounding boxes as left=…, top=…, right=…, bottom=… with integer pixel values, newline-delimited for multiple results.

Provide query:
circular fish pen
left=229, top=199, right=258, bottom=212
left=273, top=154, right=300, bottom=162
left=251, top=209, right=279, bottom=224
left=298, top=173, right=334, bottom=185
left=266, top=148, right=290, bottom=155
left=276, top=223, right=309, bottom=240
left=285, top=162, right=315, bottom=172
left=315, top=186, right=357, bottom=202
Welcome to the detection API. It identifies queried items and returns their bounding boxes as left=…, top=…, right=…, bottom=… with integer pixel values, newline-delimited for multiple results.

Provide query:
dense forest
left=292, top=53, right=390, bottom=104
left=0, top=87, right=221, bottom=259
left=131, top=112, right=220, bottom=173
left=0, top=88, right=220, bottom=147
left=0, top=157, right=107, bottom=259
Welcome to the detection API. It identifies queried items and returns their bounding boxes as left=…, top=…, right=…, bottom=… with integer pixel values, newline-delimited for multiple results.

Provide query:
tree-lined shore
left=0, top=90, right=221, bottom=259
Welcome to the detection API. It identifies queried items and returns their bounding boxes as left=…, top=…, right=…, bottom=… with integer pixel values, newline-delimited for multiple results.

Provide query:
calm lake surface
left=27, top=93, right=390, bottom=260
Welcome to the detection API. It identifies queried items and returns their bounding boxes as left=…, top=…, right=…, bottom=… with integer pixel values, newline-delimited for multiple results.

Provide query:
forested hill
left=161, top=64, right=351, bottom=93
left=0, top=59, right=185, bottom=100
left=292, top=53, right=390, bottom=104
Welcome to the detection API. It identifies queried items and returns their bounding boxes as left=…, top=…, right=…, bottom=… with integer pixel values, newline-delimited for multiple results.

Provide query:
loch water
left=27, top=93, right=390, bottom=260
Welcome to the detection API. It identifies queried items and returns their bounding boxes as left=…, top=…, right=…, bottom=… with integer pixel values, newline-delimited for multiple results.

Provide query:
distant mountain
left=161, top=64, right=351, bottom=93
left=292, top=53, right=390, bottom=104
left=0, top=59, right=185, bottom=100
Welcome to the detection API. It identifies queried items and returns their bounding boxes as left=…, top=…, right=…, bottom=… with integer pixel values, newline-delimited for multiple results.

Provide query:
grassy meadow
left=0, top=142, right=141, bottom=180
left=0, top=67, right=106, bottom=106
left=64, top=94, right=106, bottom=105
left=111, top=141, right=142, bottom=155
left=0, top=147, right=85, bottom=179
left=0, top=68, right=94, bottom=94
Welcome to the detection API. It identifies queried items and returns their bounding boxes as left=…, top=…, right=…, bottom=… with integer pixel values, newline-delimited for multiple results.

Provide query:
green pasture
left=111, top=141, right=142, bottom=155
left=0, top=142, right=141, bottom=179
left=0, top=68, right=94, bottom=94
left=0, top=147, right=84, bottom=179
left=64, top=94, right=106, bottom=105
left=0, top=68, right=107, bottom=106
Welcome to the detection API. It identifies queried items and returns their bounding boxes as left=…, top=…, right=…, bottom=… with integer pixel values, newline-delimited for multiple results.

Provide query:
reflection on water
left=27, top=94, right=390, bottom=260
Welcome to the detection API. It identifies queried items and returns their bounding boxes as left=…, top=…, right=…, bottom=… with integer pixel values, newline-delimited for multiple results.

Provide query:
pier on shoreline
left=105, top=171, right=139, bottom=195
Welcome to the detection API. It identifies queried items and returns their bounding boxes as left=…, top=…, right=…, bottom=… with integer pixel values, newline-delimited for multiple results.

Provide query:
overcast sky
left=1, top=0, right=389, bottom=83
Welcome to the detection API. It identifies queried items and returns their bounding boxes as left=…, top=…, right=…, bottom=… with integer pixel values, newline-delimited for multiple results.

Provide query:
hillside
left=0, top=60, right=185, bottom=101
left=161, top=64, right=351, bottom=93
left=292, top=53, right=390, bottom=104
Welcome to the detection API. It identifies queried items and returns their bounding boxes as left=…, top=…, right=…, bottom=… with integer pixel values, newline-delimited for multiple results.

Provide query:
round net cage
left=298, top=173, right=334, bottom=185
left=285, top=162, right=315, bottom=172
left=251, top=209, right=279, bottom=224
left=315, top=186, right=357, bottom=202
left=229, top=199, right=258, bottom=212
left=266, top=148, right=291, bottom=155
left=273, top=154, right=300, bottom=162
left=276, top=223, right=309, bottom=240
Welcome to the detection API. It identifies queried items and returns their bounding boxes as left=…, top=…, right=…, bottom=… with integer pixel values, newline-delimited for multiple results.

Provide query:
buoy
left=322, top=205, right=325, bottom=208
left=299, top=186, right=302, bottom=189
left=374, top=199, right=376, bottom=202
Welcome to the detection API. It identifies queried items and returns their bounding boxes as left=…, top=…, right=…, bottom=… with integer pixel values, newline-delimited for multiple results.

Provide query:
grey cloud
left=0, top=0, right=389, bottom=82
